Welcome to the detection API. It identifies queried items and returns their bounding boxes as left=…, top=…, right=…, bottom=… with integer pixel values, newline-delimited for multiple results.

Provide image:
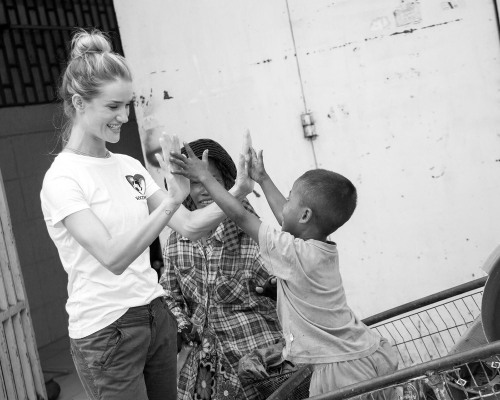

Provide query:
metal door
left=288, top=0, right=500, bottom=315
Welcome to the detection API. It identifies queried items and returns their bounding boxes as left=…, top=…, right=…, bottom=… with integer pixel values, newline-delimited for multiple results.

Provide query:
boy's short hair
left=296, top=169, right=357, bottom=235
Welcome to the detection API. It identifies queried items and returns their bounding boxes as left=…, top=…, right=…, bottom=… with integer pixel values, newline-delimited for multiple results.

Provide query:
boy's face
left=190, top=159, right=225, bottom=209
left=281, top=180, right=305, bottom=237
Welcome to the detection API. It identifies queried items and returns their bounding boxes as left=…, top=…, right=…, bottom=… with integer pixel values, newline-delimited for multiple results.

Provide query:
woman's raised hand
left=155, top=133, right=190, bottom=204
left=234, top=130, right=255, bottom=195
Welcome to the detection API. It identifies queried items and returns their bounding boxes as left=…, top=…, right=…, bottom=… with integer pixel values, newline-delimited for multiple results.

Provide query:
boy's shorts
left=308, top=337, right=398, bottom=398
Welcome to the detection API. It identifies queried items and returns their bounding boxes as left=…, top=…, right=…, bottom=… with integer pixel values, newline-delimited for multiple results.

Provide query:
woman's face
left=190, top=159, right=225, bottom=209
left=80, top=78, right=134, bottom=144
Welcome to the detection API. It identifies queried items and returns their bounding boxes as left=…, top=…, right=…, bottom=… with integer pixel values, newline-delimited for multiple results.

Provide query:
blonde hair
left=58, top=28, right=132, bottom=145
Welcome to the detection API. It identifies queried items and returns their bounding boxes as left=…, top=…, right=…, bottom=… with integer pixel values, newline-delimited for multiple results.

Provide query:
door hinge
left=301, top=113, right=317, bottom=139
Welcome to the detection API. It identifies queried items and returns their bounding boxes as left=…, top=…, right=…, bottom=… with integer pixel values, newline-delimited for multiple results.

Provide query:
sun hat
left=181, top=138, right=237, bottom=181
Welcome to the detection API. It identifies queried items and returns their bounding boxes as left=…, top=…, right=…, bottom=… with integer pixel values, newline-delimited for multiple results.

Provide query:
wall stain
left=392, top=18, right=462, bottom=36
left=135, top=89, right=153, bottom=109
left=256, top=59, right=272, bottom=65
left=299, top=18, right=462, bottom=58
left=431, top=171, right=445, bottom=179
left=254, top=18, right=461, bottom=63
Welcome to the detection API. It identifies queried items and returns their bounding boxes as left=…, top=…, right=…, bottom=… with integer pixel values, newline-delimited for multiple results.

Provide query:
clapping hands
left=233, top=130, right=255, bottom=196
left=155, top=132, right=190, bottom=204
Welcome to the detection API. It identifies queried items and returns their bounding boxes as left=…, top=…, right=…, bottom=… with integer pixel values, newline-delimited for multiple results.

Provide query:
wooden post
left=0, top=167, right=46, bottom=400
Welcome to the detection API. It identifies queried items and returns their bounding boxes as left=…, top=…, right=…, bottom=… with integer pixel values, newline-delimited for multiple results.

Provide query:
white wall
left=114, top=0, right=500, bottom=318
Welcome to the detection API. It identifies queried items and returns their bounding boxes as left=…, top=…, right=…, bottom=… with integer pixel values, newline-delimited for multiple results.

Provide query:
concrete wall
left=0, top=104, right=143, bottom=348
left=114, top=0, right=500, bottom=318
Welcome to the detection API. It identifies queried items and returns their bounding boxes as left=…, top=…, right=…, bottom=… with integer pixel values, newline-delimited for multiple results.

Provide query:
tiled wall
left=0, top=103, right=143, bottom=348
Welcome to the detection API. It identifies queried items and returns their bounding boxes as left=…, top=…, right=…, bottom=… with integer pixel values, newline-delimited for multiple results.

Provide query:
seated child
left=169, top=139, right=398, bottom=396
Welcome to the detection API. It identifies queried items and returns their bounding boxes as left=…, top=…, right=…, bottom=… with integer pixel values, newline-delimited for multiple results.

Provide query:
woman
left=160, top=139, right=283, bottom=400
left=40, top=29, right=251, bottom=400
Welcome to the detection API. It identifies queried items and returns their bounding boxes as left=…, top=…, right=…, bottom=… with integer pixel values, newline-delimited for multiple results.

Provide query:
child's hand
left=255, top=276, right=277, bottom=301
left=155, top=133, right=189, bottom=204
left=248, top=147, right=269, bottom=184
left=169, top=142, right=210, bottom=182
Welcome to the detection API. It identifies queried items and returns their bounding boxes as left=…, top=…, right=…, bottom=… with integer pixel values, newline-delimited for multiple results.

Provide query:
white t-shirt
left=258, top=221, right=379, bottom=364
left=40, top=152, right=165, bottom=339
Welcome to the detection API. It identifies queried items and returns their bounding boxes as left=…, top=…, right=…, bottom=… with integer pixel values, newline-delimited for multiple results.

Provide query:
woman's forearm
left=64, top=198, right=181, bottom=275
left=167, top=185, right=247, bottom=240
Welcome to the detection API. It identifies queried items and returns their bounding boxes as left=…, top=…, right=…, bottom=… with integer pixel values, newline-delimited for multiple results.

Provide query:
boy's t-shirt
left=258, top=221, right=379, bottom=364
left=40, top=152, right=165, bottom=339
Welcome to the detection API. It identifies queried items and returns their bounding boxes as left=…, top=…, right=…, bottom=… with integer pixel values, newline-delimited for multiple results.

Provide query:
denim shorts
left=70, top=297, right=177, bottom=400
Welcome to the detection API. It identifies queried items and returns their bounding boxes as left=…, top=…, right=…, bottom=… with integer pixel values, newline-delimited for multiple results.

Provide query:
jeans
left=70, top=297, right=177, bottom=400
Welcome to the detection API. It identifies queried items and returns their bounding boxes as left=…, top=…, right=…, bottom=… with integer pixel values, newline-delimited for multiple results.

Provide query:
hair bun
left=70, top=28, right=112, bottom=60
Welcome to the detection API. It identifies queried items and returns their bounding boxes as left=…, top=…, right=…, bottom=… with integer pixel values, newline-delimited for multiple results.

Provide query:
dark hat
left=181, top=138, right=237, bottom=180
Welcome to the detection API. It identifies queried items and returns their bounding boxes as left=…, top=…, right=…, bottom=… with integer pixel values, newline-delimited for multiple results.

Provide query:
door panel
left=290, top=0, right=500, bottom=313
left=115, top=0, right=500, bottom=316
left=116, top=0, right=313, bottom=223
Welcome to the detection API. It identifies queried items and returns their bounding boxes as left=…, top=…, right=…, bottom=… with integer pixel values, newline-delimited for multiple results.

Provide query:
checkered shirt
left=160, top=202, right=283, bottom=399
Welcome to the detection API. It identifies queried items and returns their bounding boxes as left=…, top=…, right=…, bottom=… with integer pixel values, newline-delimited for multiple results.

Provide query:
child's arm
left=170, top=143, right=261, bottom=243
left=248, top=148, right=287, bottom=226
left=149, top=132, right=253, bottom=240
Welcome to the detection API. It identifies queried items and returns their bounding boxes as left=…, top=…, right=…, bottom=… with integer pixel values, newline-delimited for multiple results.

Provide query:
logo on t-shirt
left=126, top=174, right=146, bottom=200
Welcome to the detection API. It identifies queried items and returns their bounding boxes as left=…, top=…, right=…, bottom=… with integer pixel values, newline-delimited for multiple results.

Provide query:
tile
left=21, top=174, right=45, bottom=221
left=0, top=104, right=57, bottom=137
left=12, top=133, right=54, bottom=179
left=38, top=335, right=86, bottom=400
left=0, top=138, right=18, bottom=181
left=48, top=303, right=69, bottom=343
left=22, top=261, right=43, bottom=306
left=71, top=393, right=89, bottom=400
left=12, top=220, right=36, bottom=267
left=3, top=179, right=26, bottom=225
left=31, top=307, right=51, bottom=348
left=31, top=219, right=55, bottom=264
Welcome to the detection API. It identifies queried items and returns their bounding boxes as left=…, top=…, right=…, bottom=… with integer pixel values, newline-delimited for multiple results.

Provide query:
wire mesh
left=255, top=369, right=312, bottom=400
left=370, top=288, right=484, bottom=368
left=350, top=352, right=500, bottom=400
left=267, top=279, right=490, bottom=399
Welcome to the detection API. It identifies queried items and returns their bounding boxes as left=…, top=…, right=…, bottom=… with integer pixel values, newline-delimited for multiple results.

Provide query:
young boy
left=169, top=141, right=398, bottom=396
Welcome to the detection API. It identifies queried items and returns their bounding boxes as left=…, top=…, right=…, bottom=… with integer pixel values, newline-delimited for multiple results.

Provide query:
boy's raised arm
left=249, top=148, right=286, bottom=226
left=169, top=143, right=262, bottom=243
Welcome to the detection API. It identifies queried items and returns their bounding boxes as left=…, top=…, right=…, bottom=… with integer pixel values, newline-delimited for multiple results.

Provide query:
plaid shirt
left=160, top=205, right=282, bottom=399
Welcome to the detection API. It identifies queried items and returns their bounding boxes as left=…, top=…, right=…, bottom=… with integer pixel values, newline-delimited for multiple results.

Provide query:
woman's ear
left=299, top=207, right=313, bottom=224
left=72, top=94, right=85, bottom=112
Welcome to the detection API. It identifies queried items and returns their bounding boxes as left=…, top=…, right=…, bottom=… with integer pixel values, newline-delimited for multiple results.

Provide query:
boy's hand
left=248, top=147, right=269, bottom=184
left=169, top=142, right=210, bottom=182
left=255, top=276, right=277, bottom=301
left=155, top=133, right=189, bottom=203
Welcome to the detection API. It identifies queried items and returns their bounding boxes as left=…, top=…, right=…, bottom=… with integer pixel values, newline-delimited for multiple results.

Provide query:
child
left=169, top=140, right=398, bottom=396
